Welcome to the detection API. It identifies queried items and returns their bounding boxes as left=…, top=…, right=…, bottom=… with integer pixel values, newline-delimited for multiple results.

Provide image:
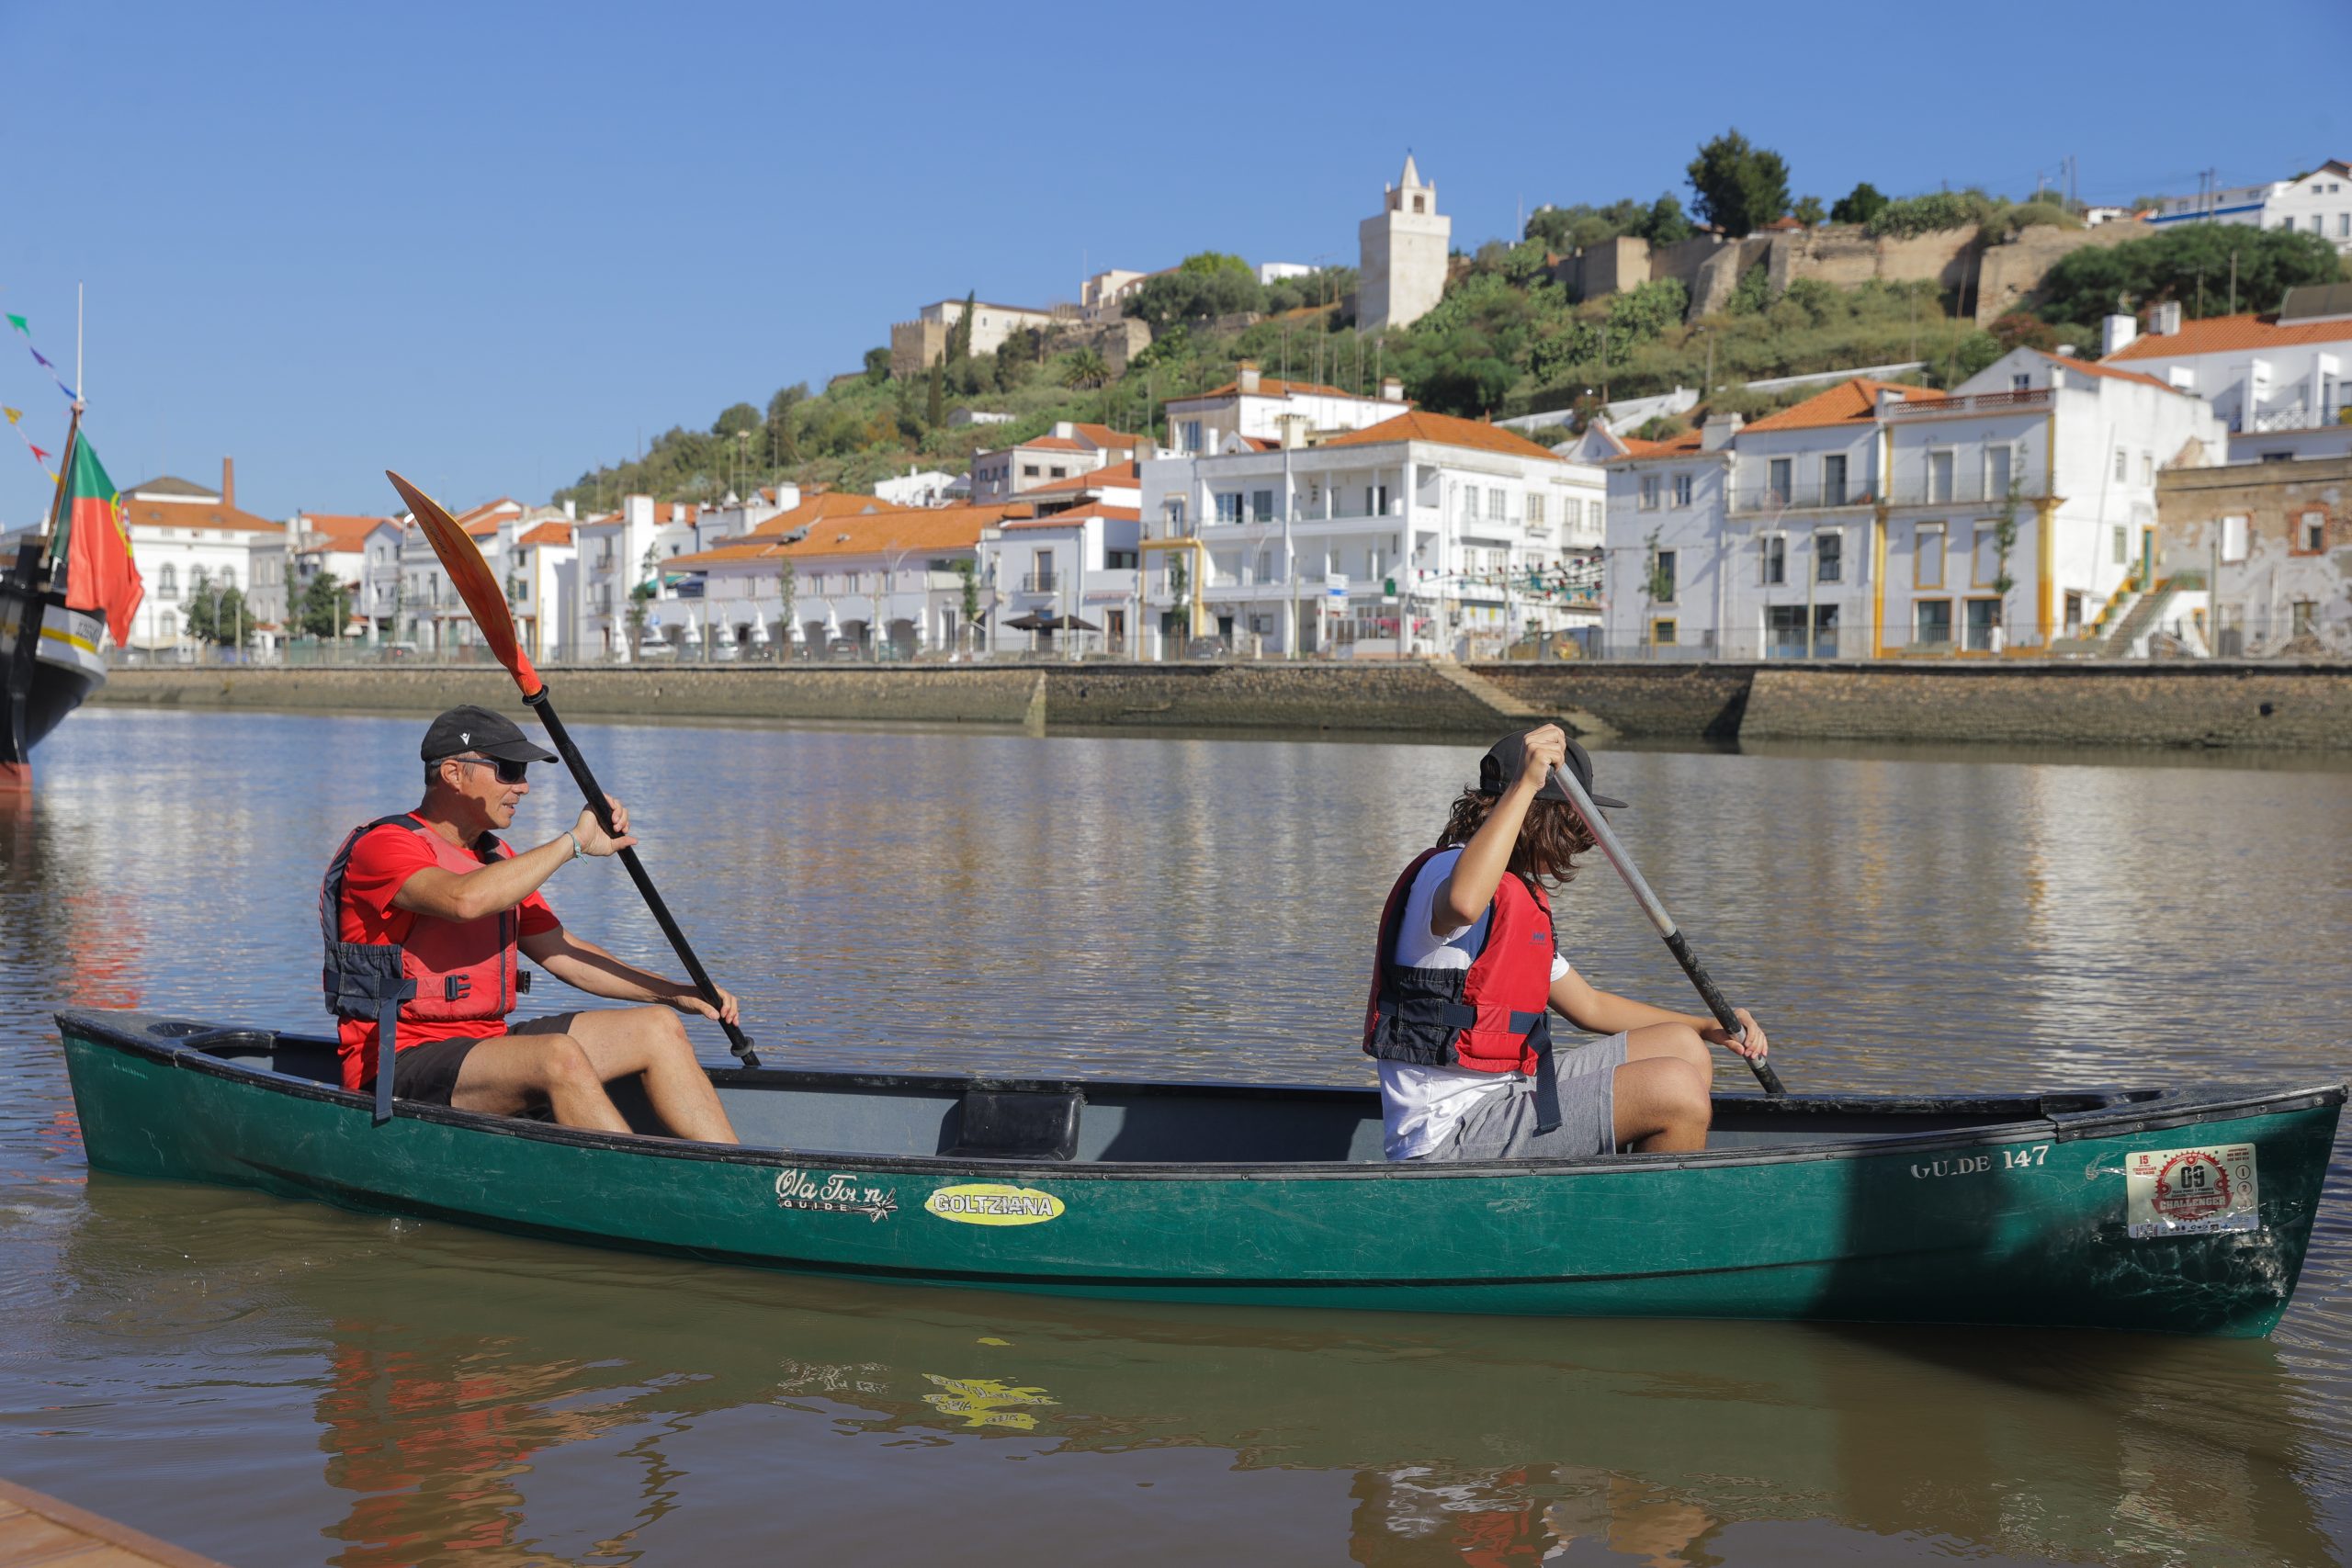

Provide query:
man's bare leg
left=450, top=1032, right=631, bottom=1133
left=1611, top=1021, right=1713, bottom=1152
left=554, top=1006, right=741, bottom=1145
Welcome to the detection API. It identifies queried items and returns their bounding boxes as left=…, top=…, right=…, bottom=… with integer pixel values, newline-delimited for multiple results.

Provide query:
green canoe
left=55, top=1009, right=2344, bottom=1336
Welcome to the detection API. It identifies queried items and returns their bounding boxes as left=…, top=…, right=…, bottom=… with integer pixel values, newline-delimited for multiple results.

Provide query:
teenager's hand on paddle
left=1517, top=724, right=1567, bottom=791
left=669, top=984, right=741, bottom=1025
left=575, top=795, right=638, bottom=857
left=1702, top=1008, right=1769, bottom=1061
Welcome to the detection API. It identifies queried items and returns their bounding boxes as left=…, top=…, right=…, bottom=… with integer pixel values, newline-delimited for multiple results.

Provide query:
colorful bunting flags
left=0, top=309, right=80, bottom=403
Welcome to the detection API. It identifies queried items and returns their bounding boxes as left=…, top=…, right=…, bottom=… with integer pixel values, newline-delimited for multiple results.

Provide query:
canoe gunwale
left=55, top=1008, right=2349, bottom=1185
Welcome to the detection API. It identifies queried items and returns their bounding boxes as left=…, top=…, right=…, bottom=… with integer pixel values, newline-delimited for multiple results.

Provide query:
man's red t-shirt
left=335, top=816, right=561, bottom=1090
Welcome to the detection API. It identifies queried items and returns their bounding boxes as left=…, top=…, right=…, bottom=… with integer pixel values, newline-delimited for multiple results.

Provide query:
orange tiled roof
left=1070, top=423, right=1143, bottom=449
left=2103, top=310, right=2352, bottom=362
left=1741, top=378, right=1945, bottom=433
left=295, top=513, right=395, bottom=552
left=1017, top=435, right=1088, bottom=452
left=119, top=485, right=284, bottom=534
left=1602, top=428, right=1709, bottom=462
left=669, top=503, right=1027, bottom=568
left=745, top=491, right=900, bottom=538
left=515, top=521, right=574, bottom=547
left=2037, top=352, right=2177, bottom=392
left=1001, top=505, right=1141, bottom=529
left=1316, top=409, right=1564, bottom=462
left=1023, top=460, right=1141, bottom=495
left=1168, top=376, right=1387, bottom=405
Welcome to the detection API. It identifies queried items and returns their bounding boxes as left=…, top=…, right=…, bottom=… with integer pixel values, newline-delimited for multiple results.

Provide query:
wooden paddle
left=386, top=470, right=760, bottom=1068
left=1546, top=760, right=1786, bottom=1098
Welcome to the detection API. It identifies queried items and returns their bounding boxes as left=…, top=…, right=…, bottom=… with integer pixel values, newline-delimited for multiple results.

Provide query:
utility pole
left=2228, top=249, right=2238, bottom=315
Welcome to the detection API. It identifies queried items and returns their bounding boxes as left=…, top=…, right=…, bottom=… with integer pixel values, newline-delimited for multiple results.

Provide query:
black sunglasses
left=447, top=753, right=529, bottom=784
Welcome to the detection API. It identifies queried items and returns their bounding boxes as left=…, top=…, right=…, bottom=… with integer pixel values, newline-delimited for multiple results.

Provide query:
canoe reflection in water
left=51, top=1174, right=2337, bottom=1568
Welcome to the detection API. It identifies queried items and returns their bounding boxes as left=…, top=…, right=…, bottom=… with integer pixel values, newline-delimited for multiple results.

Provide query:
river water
left=3, top=706, right=2349, bottom=1567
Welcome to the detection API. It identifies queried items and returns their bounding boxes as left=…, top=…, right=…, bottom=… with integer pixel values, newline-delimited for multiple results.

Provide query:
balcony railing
left=1728, top=482, right=1875, bottom=514
left=1882, top=387, right=2052, bottom=420
left=1018, top=572, right=1058, bottom=593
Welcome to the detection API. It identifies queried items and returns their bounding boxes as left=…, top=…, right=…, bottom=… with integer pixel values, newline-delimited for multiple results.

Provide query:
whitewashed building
left=969, top=422, right=1145, bottom=504
left=1139, top=409, right=1605, bottom=658
left=1159, top=362, right=1409, bottom=457
left=1602, top=355, right=2228, bottom=660
left=663, top=502, right=1023, bottom=660
left=2143, top=160, right=2352, bottom=253
left=115, top=459, right=287, bottom=654
left=288, top=513, right=402, bottom=641
left=2099, top=290, right=2352, bottom=446
left=873, top=468, right=958, bottom=508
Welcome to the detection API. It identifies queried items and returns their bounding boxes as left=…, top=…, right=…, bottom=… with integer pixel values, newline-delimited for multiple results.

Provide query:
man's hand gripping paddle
left=386, top=470, right=759, bottom=1068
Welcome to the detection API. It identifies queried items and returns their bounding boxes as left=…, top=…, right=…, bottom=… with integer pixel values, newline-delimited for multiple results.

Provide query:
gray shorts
left=1419, top=1032, right=1629, bottom=1161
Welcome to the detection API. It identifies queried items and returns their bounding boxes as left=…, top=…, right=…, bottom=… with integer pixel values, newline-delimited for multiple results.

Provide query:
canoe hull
left=58, top=1012, right=2342, bottom=1336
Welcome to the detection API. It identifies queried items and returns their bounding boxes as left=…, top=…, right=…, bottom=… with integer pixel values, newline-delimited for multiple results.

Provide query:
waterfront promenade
left=89, top=656, right=2352, bottom=750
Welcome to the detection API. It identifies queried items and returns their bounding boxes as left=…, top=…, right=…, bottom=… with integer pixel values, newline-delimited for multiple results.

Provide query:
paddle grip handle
left=526, top=688, right=762, bottom=1068
left=1665, top=930, right=1785, bottom=1098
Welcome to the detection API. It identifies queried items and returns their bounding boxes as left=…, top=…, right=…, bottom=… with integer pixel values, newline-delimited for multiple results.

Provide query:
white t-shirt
left=1376, top=847, right=1571, bottom=1160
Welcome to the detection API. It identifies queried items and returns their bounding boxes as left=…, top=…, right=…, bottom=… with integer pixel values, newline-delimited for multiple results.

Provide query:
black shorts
left=368, top=1036, right=483, bottom=1107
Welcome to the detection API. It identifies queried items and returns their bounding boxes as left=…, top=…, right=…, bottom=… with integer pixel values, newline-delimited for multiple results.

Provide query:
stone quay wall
left=89, top=660, right=2352, bottom=750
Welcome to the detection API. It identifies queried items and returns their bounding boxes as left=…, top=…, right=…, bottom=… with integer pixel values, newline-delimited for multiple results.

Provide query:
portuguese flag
left=51, top=431, right=141, bottom=648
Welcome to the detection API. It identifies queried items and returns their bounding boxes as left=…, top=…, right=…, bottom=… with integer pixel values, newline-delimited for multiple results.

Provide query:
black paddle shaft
left=524, top=686, right=760, bottom=1068
left=1664, top=930, right=1787, bottom=1098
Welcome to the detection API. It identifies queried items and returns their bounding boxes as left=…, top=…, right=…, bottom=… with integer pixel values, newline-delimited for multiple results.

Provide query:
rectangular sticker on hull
left=925, top=1183, right=1064, bottom=1226
left=2125, top=1144, right=2259, bottom=1239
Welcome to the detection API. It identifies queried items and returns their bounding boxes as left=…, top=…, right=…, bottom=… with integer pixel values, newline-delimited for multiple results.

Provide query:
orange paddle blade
left=384, top=469, right=541, bottom=697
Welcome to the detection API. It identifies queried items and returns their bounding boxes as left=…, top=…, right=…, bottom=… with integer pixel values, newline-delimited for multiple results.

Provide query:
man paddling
left=1363, top=724, right=1768, bottom=1159
left=321, top=705, right=740, bottom=1143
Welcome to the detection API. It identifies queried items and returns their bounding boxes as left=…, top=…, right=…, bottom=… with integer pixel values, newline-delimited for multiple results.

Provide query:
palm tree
left=1058, top=347, right=1111, bottom=390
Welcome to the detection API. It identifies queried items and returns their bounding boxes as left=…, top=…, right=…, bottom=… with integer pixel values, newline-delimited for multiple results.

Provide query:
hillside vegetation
left=555, top=137, right=2347, bottom=509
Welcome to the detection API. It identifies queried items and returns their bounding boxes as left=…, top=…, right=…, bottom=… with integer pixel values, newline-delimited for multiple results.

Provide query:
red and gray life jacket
left=1363, top=847, right=1562, bottom=1133
left=320, top=814, right=527, bottom=1123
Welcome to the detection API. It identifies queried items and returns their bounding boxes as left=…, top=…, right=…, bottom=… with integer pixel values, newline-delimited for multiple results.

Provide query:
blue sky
left=0, top=0, right=2344, bottom=525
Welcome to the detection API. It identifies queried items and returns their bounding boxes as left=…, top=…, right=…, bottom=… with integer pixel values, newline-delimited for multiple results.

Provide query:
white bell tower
left=1358, top=154, right=1451, bottom=333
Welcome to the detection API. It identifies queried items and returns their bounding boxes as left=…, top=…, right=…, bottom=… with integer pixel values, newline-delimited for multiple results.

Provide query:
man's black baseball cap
left=419, top=705, right=558, bottom=765
left=1477, top=727, right=1626, bottom=810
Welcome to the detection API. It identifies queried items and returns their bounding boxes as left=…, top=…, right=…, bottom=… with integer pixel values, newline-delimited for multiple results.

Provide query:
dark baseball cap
left=419, top=705, right=558, bottom=766
left=1477, top=727, right=1626, bottom=810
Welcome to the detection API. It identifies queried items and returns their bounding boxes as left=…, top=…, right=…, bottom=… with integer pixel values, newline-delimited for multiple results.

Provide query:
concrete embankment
left=88, top=660, right=2352, bottom=750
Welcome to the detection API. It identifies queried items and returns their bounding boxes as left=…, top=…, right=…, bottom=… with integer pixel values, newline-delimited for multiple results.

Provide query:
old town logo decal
left=924, top=1182, right=1065, bottom=1226
left=2124, top=1143, right=2259, bottom=1239
left=775, top=1168, right=899, bottom=1223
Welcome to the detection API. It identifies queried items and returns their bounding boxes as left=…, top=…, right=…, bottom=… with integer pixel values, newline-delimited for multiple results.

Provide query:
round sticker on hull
left=925, top=1183, right=1065, bottom=1226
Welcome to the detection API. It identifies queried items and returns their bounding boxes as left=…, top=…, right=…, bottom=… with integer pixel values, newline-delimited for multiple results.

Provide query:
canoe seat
left=944, top=1087, right=1082, bottom=1162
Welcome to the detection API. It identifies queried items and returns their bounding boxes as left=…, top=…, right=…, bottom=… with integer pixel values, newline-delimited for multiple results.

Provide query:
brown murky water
left=4, top=707, right=2348, bottom=1566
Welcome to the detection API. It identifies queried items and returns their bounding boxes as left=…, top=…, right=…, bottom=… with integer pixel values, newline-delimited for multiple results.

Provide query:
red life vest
left=320, top=814, right=526, bottom=1121
left=1363, top=847, right=1556, bottom=1077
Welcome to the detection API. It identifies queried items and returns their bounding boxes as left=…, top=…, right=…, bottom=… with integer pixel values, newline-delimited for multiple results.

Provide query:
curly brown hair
left=1436, top=788, right=1596, bottom=886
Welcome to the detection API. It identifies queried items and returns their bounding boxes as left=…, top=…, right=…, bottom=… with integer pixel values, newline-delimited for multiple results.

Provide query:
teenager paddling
left=1363, top=723, right=1769, bottom=1159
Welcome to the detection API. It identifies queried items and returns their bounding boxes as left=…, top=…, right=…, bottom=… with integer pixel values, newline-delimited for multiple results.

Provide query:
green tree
left=954, top=558, right=978, bottom=651
left=947, top=291, right=976, bottom=362
left=925, top=365, right=944, bottom=427
left=1686, top=129, right=1791, bottom=237
left=1639, top=193, right=1695, bottom=245
left=1830, top=182, right=1889, bottom=225
left=1792, top=194, right=1826, bottom=228
left=862, top=347, right=891, bottom=384
left=1058, top=346, right=1111, bottom=389
left=184, top=581, right=252, bottom=648
left=1125, top=253, right=1265, bottom=332
left=2035, top=224, right=2345, bottom=327
left=713, top=402, right=761, bottom=438
left=775, top=558, right=796, bottom=647
left=297, top=571, right=348, bottom=638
